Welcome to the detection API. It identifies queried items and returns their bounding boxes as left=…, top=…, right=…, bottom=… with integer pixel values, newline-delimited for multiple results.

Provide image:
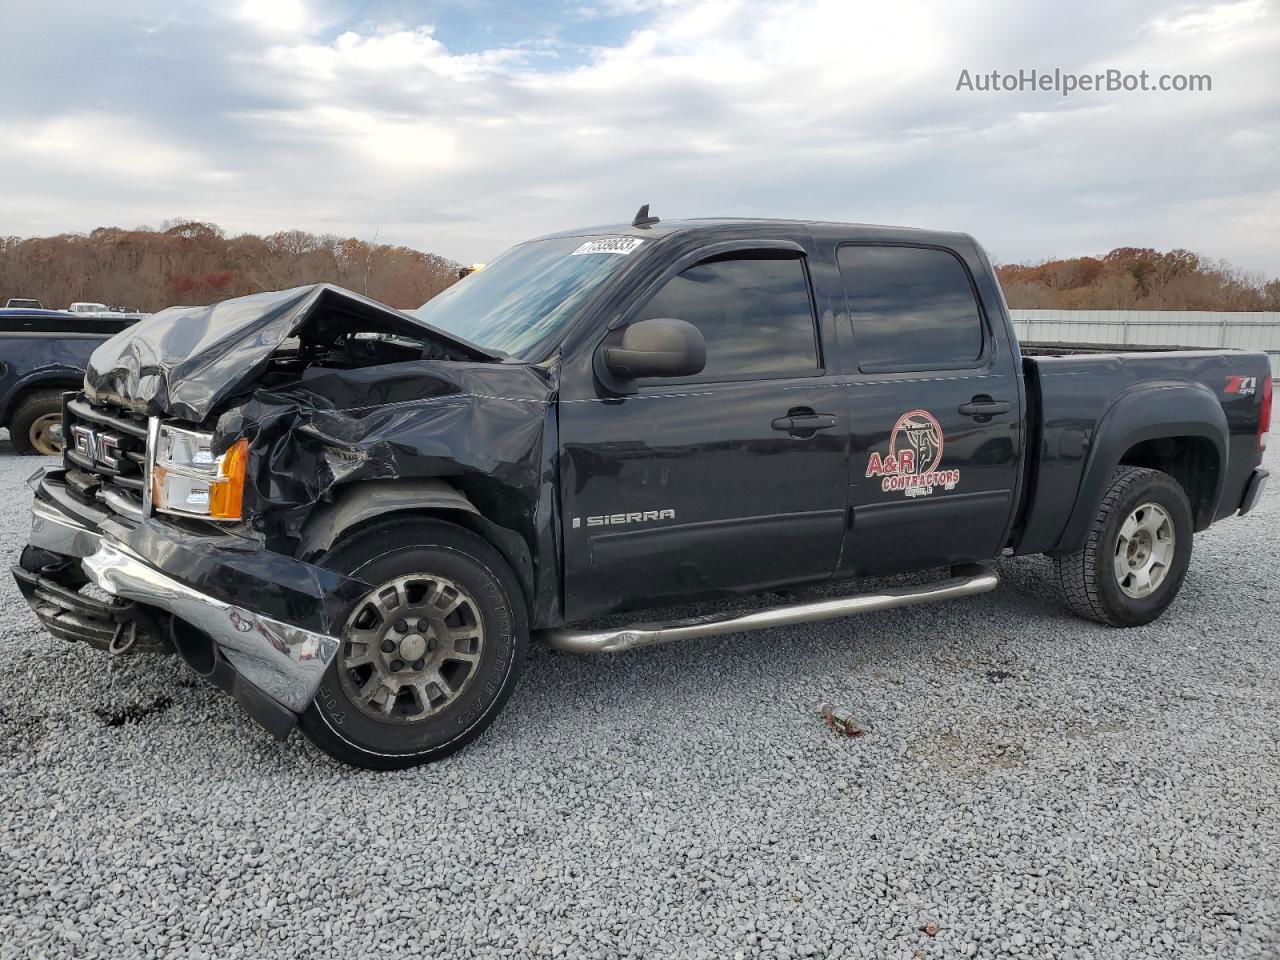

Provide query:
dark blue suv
left=0, top=308, right=139, bottom=454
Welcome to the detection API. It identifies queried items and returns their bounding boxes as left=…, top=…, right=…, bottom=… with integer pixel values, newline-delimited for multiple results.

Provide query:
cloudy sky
left=2, top=0, right=1277, bottom=272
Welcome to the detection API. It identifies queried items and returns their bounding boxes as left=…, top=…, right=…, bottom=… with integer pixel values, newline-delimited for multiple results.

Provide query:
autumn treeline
left=998, top=247, right=1280, bottom=311
left=4, top=224, right=1278, bottom=315
left=0, top=221, right=461, bottom=313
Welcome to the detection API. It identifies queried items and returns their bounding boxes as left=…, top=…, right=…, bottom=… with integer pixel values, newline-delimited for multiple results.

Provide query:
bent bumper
left=84, top=533, right=339, bottom=712
left=17, top=471, right=367, bottom=715
left=1239, top=467, right=1269, bottom=516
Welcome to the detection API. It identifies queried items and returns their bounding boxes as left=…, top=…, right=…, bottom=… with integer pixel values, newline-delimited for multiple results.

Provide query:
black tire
left=1054, top=466, right=1193, bottom=627
left=299, top=518, right=528, bottom=770
left=9, top=390, right=64, bottom=456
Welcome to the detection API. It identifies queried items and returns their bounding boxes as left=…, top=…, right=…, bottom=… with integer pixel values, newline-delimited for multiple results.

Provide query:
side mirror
left=601, top=318, right=706, bottom=382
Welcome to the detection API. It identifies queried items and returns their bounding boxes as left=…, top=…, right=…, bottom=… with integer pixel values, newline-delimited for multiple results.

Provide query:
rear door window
left=838, top=245, right=985, bottom=371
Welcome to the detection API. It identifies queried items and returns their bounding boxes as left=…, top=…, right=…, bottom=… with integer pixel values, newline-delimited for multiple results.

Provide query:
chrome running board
left=540, top=562, right=999, bottom=654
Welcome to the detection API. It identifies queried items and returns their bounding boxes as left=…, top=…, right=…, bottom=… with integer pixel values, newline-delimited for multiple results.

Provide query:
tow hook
left=109, top=621, right=138, bottom=656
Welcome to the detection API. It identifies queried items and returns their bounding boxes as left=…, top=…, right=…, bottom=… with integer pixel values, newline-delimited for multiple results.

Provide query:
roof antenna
left=632, top=204, right=660, bottom=228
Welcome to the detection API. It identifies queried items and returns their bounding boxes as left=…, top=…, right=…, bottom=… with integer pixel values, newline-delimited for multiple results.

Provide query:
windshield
left=412, top=236, right=645, bottom=360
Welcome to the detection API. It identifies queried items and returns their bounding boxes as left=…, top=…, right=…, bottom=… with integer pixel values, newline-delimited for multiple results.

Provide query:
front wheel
left=1055, top=466, right=1193, bottom=626
left=299, top=518, right=528, bottom=769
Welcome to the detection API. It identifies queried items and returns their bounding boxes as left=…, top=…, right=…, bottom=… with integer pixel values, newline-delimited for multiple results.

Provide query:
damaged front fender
left=213, top=361, right=554, bottom=543
left=81, top=282, right=563, bottom=626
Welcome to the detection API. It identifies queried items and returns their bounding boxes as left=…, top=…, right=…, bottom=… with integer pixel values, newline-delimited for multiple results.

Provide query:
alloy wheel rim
left=338, top=573, right=485, bottom=723
left=1113, top=502, right=1175, bottom=599
left=30, top=414, right=63, bottom=455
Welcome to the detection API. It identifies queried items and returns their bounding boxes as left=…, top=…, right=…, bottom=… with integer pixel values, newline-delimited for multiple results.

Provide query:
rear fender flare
left=1049, top=381, right=1227, bottom=556
left=295, top=479, right=535, bottom=609
left=0, top=368, right=83, bottom=426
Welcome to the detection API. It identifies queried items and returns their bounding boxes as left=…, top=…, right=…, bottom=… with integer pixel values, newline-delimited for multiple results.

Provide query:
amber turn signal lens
left=209, top=438, right=248, bottom=520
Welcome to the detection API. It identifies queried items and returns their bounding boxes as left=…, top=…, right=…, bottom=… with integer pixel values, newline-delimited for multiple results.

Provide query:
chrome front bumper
left=28, top=498, right=340, bottom=712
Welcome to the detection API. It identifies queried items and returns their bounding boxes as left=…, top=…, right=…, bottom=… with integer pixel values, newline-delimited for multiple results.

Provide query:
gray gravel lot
left=0, top=434, right=1277, bottom=959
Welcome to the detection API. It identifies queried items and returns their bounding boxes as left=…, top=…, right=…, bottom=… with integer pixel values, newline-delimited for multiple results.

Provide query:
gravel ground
left=0, top=434, right=1277, bottom=959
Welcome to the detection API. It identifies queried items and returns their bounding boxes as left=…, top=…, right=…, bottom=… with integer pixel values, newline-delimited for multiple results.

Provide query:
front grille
left=62, top=396, right=150, bottom=520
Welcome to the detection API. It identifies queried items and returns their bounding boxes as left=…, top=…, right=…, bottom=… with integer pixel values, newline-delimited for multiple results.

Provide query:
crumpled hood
left=83, top=283, right=501, bottom=422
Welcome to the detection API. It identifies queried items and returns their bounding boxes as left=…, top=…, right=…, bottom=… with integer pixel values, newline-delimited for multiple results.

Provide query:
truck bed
left=1015, top=344, right=1270, bottom=556
left=1020, top=340, right=1207, bottom=357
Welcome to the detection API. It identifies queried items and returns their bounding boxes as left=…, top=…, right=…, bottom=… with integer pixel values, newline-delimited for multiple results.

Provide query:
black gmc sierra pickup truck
left=12, top=214, right=1272, bottom=769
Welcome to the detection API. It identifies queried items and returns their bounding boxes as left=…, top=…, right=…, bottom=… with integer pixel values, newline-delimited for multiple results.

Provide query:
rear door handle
left=958, top=396, right=1011, bottom=419
left=772, top=408, right=838, bottom=436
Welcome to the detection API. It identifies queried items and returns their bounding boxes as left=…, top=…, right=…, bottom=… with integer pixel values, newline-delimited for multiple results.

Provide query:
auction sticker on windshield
left=571, top=238, right=646, bottom=256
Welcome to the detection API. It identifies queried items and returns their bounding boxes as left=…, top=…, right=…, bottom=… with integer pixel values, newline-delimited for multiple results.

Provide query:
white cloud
left=3, top=111, right=232, bottom=184
left=1151, top=0, right=1268, bottom=36
left=1, top=0, right=1277, bottom=275
left=233, top=104, right=458, bottom=171
left=256, top=27, right=528, bottom=87
left=231, top=0, right=317, bottom=36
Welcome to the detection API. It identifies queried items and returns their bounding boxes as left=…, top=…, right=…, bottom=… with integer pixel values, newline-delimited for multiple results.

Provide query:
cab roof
left=532, top=216, right=975, bottom=250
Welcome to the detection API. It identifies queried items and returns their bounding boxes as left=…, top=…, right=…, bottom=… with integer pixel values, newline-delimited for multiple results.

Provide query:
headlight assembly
left=150, top=425, right=248, bottom=521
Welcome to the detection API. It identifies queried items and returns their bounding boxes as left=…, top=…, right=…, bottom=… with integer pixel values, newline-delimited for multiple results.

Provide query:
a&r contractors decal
left=866, top=409, right=961, bottom=498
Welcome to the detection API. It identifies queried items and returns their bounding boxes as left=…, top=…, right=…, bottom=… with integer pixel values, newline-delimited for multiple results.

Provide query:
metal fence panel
left=1010, top=310, right=1280, bottom=376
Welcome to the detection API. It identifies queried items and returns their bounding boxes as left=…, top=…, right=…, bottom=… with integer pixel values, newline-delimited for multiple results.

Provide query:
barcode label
left=570, top=238, right=646, bottom=256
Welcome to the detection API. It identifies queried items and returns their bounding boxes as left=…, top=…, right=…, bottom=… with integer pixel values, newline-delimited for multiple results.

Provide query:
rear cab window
left=633, top=251, right=820, bottom=383
left=837, top=245, right=987, bottom=372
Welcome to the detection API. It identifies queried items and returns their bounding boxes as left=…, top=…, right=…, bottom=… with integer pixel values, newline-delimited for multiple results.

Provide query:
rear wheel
left=10, top=390, right=65, bottom=456
left=1055, top=466, right=1193, bottom=626
left=299, top=518, right=527, bottom=769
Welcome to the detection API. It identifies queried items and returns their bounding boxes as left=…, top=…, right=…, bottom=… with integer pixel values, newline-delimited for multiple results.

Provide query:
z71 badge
left=866, top=409, right=960, bottom=498
left=1226, top=376, right=1257, bottom=397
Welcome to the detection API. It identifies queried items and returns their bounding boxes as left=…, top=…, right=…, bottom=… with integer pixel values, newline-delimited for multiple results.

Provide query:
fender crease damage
left=81, top=284, right=557, bottom=570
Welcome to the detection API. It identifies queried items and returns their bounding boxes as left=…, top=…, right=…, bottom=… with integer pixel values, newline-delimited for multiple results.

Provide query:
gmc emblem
left=70, top=425, right=123, bottom=470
